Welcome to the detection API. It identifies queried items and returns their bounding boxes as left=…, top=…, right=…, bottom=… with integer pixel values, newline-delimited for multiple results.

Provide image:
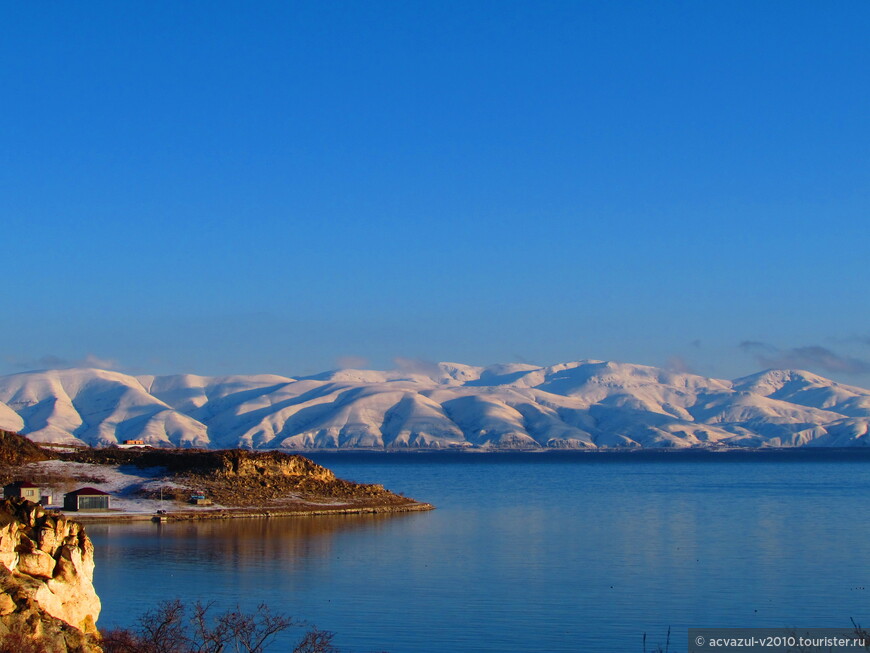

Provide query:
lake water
left=88, top=451, right=870, bottom=652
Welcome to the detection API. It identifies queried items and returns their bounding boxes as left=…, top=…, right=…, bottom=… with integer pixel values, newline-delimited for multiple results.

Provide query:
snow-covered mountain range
left=0, top=361, right=868, bottom=450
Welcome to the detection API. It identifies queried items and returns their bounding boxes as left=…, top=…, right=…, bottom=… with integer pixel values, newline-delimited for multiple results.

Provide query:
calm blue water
left=88, top=451, right=870, bottom=652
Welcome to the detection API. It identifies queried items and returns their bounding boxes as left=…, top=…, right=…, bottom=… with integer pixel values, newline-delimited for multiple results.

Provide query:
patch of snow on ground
left=23, top=460, right=226, bottom=515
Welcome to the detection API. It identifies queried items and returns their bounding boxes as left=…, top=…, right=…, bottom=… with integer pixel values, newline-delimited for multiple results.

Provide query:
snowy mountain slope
left=0, top=402, right=24, bottom=433
left=0, top=368, right=211, bottom=447
left=0, top=361, right=868, bottom=449
left=733, top=369, right=870, bottom=417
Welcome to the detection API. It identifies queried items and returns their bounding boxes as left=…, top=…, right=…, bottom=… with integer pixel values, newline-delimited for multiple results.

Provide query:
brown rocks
left=17, top=549, right=54, bottom=579
left=0, top=430, right=51, bottom=470
left=0, top=593, right=14, bottom=616
left=62, top=446, right=338, bottom=483
left=210, top=450, right=337, bottom=481
left=0, top=498, right=101, bottom=651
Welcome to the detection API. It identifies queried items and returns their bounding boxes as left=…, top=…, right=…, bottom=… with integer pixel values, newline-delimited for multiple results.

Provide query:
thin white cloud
left=392, top=357, right=442, bottom=379
left=739, top=341, right=870, bottom=375
left=335, top=355, right=370, bottom=370
left=7, top=353, right=121, bottom=372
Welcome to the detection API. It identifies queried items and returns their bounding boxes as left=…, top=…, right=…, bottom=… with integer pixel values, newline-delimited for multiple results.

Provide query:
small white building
left=3, top=481, right=41, bottom=502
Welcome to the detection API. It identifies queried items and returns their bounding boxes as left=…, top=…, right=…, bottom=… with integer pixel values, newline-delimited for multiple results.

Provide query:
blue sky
left=2, top=1, right=868, bottom=382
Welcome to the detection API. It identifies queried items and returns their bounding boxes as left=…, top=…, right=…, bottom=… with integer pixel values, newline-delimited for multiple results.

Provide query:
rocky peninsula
left=0, top=429, right=432, bottom=522
left=0, top=430, right=432, bottom=649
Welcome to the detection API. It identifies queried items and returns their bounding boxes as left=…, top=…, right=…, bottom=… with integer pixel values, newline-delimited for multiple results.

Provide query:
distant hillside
left=0, top=362, right=868, bottom=449
left=0, top=429, right=52, bottom=466
left=61, top=446, right=416, bottom=508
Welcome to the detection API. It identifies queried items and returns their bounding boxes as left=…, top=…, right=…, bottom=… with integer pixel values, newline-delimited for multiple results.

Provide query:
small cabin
left=64, top=487, right=111, bottom=511
left=118, top=439, right=150, bottom=449
left=4, top=481, right=41, bottom=502
left=189, top=494, right=212, bottom=506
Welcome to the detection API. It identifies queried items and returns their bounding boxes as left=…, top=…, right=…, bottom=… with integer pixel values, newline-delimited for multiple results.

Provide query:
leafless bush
left=101, top=599, right=336, bottom=653
left=850, top=619, right=870, bottom=651
left=293, top=627, right=340, bottom=653
left=643, top=627, right=670, bottom=653
left=0, top=632, right=51, bottom=653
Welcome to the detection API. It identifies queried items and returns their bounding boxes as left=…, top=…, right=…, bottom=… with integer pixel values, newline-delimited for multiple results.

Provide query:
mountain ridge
left=0, top=362, right=868, bottom=450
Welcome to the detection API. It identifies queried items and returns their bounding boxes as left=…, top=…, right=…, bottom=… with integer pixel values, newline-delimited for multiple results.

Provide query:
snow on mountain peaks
left=0, top=361, right=867, bottom=450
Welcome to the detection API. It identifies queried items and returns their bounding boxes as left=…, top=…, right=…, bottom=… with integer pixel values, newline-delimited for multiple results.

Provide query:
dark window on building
left=78, top=495, right=109, bottom=510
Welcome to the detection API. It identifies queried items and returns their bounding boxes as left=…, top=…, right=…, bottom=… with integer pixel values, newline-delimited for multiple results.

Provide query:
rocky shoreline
left=0, top=432, right=436, bottom=649
left=0, top=432, right=435, bottom=525
left=72, top=499, right=434, bottom=523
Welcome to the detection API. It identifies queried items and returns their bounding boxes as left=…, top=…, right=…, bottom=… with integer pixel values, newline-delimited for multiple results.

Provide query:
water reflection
left=90, top=512, right=420, bottom=572
left=89, top=457, right=870, bottom=653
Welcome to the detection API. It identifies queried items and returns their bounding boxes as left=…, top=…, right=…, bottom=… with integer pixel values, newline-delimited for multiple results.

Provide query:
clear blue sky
left=2, top=1, right=868, bottom=382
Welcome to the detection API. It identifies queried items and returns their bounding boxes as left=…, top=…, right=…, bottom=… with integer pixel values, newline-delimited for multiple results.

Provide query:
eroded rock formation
left=0, top=498, right=101, bottom=652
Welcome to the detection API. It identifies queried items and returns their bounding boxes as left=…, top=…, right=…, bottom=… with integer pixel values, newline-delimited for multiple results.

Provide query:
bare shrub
left=293, top=627, right=339, bottom=653
left=643, top=627, right=670, bottom=653
left=101, top=599, right=331, bottom=653
left=0, top=632, right=51, bottom=653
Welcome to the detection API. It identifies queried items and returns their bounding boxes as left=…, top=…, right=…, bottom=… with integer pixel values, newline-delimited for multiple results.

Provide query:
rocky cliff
left=207, top=449, right=336, bottom=480
left=63, top=446, right=335, bottom=481
left=0, top=498, right=101, bottom=652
